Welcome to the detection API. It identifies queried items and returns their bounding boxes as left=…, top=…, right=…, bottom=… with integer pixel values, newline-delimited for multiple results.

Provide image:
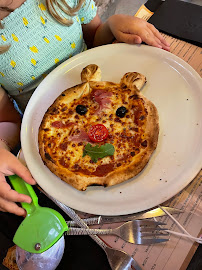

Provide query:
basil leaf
left=83, top=143, right=115, bottom=162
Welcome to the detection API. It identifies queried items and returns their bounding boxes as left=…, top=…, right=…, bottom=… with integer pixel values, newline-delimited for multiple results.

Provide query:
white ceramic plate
left=21, top=44, right=202, bottom=215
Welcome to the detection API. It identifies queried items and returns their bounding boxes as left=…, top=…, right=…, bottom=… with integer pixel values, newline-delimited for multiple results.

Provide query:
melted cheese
left=41, top=85, right=148, bottom=175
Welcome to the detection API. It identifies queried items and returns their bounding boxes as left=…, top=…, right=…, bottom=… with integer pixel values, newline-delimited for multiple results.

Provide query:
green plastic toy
left=9, top=175, right=69, bottom=254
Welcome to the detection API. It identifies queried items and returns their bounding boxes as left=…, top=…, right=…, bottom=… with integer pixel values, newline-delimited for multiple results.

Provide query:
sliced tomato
left=88, top=124, right=109, bottom=142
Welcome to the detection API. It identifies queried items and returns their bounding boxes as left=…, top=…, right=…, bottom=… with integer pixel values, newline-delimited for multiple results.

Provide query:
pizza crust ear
left=120, top=72, right=146, bottom=91
left=81, top=64, right=102, bottom=82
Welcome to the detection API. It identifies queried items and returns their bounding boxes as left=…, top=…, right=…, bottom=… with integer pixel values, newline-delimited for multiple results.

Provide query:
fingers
left=147, top=23, right=170, bottom=50
left=0, top=176, right=30, bottom=216
left=0, top=196, right=26, bottom=216
left=0, top=175, right=32, bottom=202
left=148, top=24, right=170, bottom=46
left=143, top=29, right=163, bottom=48
left=139, top=28, right=170, bottom=50
left=0, top=149, right=36, bottom=185
left=13, top=163, right=36, bottom=185
left=117, top=25, right=170, bottom=51
left=116, top=32, right=142, bottom=45
left=1, top=182, right=32, bottom=203
left=108, top=15, right=170, bottom=50
left=0, top=149, right=35, bottom=216
left=129, top=35, right=142, bottom=44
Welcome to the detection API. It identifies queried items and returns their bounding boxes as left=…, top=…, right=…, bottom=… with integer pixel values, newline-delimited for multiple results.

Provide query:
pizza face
left=38, top=65, right=159, bottom=191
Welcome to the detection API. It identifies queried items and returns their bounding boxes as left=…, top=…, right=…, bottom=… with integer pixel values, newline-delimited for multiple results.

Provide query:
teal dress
left=0, top=0, right=97, bottom=111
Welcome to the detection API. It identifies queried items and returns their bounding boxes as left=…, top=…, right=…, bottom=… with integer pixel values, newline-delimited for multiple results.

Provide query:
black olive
left=76, top=105, right=87, bottom=115
left=116, top=106, right=128, bottom=118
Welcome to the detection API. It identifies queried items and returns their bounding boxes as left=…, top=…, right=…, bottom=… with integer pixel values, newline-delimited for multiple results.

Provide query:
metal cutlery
left=39, top=188, right=143, bottom=270
left=66, top=219, right=169, bottom=245
left=66, top=206, right=183, bottom=226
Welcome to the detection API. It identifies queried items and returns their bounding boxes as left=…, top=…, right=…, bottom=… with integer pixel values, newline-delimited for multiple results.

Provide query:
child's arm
left=0, top=88, right=36, bottom=215
left=82, top=13, right=102, bottom=48
left=82, top=14, right=170, bottom=50
left=0, top=87, right=21, bottom=150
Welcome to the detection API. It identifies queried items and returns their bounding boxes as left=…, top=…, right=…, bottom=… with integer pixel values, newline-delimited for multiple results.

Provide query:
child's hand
left=108, top=14, right=170, bottom=51
left=0, top=149, right=36, bottom=216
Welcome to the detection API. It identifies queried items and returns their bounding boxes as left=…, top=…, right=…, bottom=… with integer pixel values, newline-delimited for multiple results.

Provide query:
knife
left=36, top=185, right=182, bottom=226
left=67, top=206, right=183, bottom=226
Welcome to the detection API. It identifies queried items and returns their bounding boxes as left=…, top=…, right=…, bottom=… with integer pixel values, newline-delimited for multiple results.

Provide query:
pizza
left=38, top=64, right=159, bottom=191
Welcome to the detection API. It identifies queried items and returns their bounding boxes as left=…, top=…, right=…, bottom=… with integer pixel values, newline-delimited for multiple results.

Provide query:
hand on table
left=108, top=15, right=170, bottom=51
left=0, top=149, right=36, bottom=216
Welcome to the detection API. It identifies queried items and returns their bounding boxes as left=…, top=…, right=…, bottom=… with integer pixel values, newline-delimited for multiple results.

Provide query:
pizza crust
left=38, top=65, right=159, bottom=191
left=81, top=64, right=101, bottom=82
left=120, top=72, right=147, bottom=91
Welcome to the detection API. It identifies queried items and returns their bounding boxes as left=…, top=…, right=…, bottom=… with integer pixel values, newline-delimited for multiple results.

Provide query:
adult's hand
left=0, top=149, right=36, bottom=216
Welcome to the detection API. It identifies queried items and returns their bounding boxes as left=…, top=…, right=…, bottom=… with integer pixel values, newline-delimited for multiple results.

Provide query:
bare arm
left=0, top=87, right=21, bottom=150
left=0, top=87, right=36, bottom=215
left=82, top=14, right=102, bottom=48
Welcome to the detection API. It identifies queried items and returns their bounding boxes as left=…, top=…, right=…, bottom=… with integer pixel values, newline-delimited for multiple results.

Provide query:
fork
left=53, top=200, right=142, bottom=270
left=40, top=189, right=143, bottom=270
left=65, top=220, right=169, bottom=245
